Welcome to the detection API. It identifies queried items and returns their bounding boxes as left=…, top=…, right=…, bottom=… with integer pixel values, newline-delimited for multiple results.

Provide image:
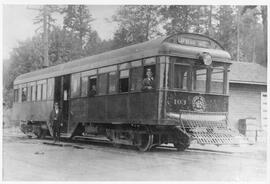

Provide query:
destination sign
left=178, top=36, right=211, bottom=48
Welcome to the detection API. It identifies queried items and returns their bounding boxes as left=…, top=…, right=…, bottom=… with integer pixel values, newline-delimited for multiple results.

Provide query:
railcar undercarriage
left=20, top=110, right=249, bottom=152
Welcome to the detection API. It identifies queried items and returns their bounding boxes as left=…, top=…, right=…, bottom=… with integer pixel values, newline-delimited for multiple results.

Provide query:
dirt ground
left=2, top=127, right=267, bottom=182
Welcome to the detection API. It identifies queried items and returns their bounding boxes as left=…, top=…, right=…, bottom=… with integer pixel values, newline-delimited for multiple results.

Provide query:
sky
left=2, top=5, right=119, bottom=60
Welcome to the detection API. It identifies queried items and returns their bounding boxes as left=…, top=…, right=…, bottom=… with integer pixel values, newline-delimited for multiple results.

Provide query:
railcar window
left=109, top=71, right=117, bottom=94
left=47, top=78, right=54, bottom=100
left=71, top=73, right=81, bottom=98
left=119, top=70, right=129, bottom=93
left=144, top=57, right=156, bottom=66
left=14, top=89, right=19, bottom=103
left=211, top=68, right=224, bottom=94
left=131, top=60, right=142, bottom=67
left=81, top=76, right=88, bottom=97
left=193, top=68, right=207, bottom=92
left=42, top=82, right=47, bottom=100
left=31, top=84, right=36, bottom=101
left=98, top=74, right=107, bottom=95
left=22, top=87, right=27, bottom=102
left=142, top=65, right=156, bottom=91
left=18, top=87, right=22, bottom=103
left=130, top=67, right=143, bottom=91
left=37, top=84, right=42, bottom=101
left=27, top=83, right=31, bottom=101
left=174, top=65, right=189, bottom=90
left=88, top=76, right=97, bottom=96
left=99, top=65, right=117, bottom=74
left=119, top=63, right=130, bottom=70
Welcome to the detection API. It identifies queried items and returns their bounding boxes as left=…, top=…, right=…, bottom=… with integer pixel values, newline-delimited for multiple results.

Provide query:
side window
left=31, top=83, right=36, bottom=101
left=71, top=73, right=81, bottom=98
left=98, top=73, right=107, bottom=95
left=142, top=65, right=156, bottom=91
left=27, top=83, right=31, bottom=101
left=174, top=65, right=189, bottom=90
left=108, top=71, right=117, bottom=94
left=47, top=78, right=54, bottom=100
left=13, top=85, right=19, bottom=103
left=21, top=86, right=27, bottom=102
left=193, top=68, right=207, bottom=92
left=119, top=70, right=129, bottom=93
left=88, top=76, right=97, bottom=96
left=37, top=84, right=42, bottom=101
left=81, top=69, right=97, bottom=97
left=81, top=76, right=88, bottom=97
left=42, top=81, right=47, bottom=100
left=18, top=86, right=22, bottom=103
left=130, top=60, right=143, bottom=91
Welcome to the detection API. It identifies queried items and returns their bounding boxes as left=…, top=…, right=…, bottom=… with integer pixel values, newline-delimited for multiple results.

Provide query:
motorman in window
left=49, top=102, right=62, bottom=143
left=142, top=68, right=155, bottom=91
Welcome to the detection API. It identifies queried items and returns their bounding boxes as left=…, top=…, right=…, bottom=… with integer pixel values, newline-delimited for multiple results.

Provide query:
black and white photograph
left=2, top=1, right=268, bottom=182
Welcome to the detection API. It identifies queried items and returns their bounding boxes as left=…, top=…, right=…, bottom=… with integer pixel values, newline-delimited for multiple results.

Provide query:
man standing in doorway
left=50, top=102, right=62, bottom=143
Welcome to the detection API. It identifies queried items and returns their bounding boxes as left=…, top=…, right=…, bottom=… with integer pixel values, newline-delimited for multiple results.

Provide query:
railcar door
left=54, top=75, right=70, bottom=133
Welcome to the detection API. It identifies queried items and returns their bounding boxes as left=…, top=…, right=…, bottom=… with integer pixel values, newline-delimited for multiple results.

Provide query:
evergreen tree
left=62, top=5, right=94, bottom=53
left=112, top=5, right=163, bottom=49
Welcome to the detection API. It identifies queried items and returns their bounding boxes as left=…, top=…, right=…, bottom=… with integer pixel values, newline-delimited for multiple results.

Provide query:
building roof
left=229, top=62, right=267, bottom=85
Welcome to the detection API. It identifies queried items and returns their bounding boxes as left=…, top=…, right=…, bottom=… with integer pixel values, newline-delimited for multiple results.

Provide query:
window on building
left=98, top=73, right=107, bottom=95
left=71, top=73, right=81, bottom=98
left=108, top=71, right=117, bottom=94
left=88, top=76, right=97, bottom=96
left=119, top=70, right=129, bottom=93
left=174, top=65, right=189, bottom=90
left=47, top=78, right=54, bottom=100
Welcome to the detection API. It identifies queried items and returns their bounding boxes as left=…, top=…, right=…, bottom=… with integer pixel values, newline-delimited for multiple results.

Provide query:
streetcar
left=12, top=33, right=243, bottom=151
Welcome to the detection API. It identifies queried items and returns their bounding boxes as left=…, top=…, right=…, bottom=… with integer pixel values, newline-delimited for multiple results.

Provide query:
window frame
left=130, top=60, right=143, bottom=92
left=119, top=69, right=130, bottom=93
left=71, top=73, right=81, bottom=98
left=47, top=78, right=55, bottom=100
left=30, top=81, right=37, bottom=102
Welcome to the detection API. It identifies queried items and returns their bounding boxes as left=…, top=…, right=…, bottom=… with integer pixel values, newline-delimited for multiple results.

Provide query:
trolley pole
left=43, top=5, right=49, bottom=68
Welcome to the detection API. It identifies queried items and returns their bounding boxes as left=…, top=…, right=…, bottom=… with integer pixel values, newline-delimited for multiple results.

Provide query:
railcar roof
left=14, top=33, right=231, bottom=85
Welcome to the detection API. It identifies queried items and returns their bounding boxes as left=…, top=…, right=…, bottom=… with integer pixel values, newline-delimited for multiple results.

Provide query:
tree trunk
left=261, top=6, right=267, bottom=65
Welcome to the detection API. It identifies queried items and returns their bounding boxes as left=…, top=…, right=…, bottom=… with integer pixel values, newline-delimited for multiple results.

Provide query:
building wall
left=228, top=83, right=267, bottom=130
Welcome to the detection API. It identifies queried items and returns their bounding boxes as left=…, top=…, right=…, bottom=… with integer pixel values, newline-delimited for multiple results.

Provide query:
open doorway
left=54, top=75, right=70, bottom=133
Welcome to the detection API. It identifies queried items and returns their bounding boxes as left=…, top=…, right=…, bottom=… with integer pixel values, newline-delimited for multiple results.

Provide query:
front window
left=160, top=57, right=228, bottom=94
left=193, top=67, right=207, bottom=93
left=174, top=65, right=189, bottom=90
left=210, top=67, right=224, bottom=94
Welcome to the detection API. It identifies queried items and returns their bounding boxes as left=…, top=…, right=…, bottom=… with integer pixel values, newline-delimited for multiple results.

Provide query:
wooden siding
left=228, top=83, right=267, bottom=129
left=12, top=100, right=53, bottom=122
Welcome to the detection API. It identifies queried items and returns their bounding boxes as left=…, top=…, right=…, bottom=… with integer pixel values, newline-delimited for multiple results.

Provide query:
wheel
left=173, top=127, right=190, bottom=151
left=174, top=142, right=189, bottom=151
left=134, top=126, right=153, bottom=152
left=34, top=128, right=46, bottom=139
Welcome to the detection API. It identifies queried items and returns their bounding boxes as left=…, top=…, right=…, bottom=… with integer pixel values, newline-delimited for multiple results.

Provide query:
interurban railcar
left=13, top=33, right=240, bottom=151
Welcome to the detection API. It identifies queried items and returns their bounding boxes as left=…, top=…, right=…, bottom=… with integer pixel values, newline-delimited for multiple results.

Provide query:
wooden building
left=228, top=62, right=267, bottom=133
